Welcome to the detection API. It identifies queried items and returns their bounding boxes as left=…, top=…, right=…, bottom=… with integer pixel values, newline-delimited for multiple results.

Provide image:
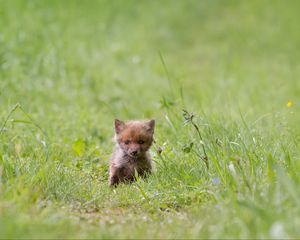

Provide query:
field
left=1, top=0, right=300, bottom=238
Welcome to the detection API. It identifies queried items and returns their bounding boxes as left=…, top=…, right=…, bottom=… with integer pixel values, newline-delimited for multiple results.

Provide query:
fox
left=109, top=119, right=155, bottom=187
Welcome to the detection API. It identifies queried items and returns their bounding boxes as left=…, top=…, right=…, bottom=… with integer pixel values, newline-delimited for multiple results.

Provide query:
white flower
left=270, top=222, right=286, bottom=238
left=228, top=162, right=236, bottom=175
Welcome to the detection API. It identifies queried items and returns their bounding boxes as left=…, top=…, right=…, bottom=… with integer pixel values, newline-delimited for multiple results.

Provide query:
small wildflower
left=215, top=204, right=221, bottom=209
left=270, top=222, right=286, bottom=238
left=228, top=162, right=236, bottom=175
left=212, top=178, right=220, bottom=185
left=287, top=101, right=293, bottom=108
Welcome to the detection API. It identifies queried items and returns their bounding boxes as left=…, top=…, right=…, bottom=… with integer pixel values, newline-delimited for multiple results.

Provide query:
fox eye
left=138, top=140, right=145, bottom=144
left=124, top=140, right=130, bottom=145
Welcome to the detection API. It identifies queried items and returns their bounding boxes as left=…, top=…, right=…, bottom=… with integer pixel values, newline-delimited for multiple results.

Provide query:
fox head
left=114, top=119, right=155, bottom=158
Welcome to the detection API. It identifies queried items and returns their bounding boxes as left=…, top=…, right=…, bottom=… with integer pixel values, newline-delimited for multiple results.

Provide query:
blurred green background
left=0, top=0, right=300, bottom=238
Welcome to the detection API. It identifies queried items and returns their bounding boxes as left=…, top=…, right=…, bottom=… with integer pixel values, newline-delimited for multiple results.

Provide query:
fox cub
left=109, top=119, right=155, bottom=187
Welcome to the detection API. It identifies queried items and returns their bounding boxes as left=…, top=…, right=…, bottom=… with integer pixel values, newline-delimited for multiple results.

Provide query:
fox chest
left=120, top=160, right=150, bottom=177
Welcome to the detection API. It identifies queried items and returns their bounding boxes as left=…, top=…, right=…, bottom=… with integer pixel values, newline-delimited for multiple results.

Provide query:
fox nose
left=131, top=150, right=138, bottom=156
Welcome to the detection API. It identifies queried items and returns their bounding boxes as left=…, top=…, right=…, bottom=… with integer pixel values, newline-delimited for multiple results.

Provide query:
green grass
left=1, top=0, right=300, bottom=238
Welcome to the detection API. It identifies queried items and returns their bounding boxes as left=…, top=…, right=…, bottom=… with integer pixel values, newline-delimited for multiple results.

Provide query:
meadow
left=1, top=0, right=300, bottom=238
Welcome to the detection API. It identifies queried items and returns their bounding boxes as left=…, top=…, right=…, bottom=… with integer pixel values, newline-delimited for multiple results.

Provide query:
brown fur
left=109, top=119, right=155, bottom=187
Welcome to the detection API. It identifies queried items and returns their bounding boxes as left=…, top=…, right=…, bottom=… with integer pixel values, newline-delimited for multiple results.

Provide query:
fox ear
left=145, top=119, right=155, bottom=134
left=115, top=119, right=125, bottom=134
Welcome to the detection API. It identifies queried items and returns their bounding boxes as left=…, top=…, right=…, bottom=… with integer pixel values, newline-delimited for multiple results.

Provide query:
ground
left=0, top=0, right=300, bottom=238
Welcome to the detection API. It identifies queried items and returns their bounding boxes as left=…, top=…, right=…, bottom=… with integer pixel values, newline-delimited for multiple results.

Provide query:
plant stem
left=191, top=119, right=209, bottom=169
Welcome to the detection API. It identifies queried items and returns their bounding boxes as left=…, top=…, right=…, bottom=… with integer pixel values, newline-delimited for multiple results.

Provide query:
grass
left=1, top=0, right=300, bottom=238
